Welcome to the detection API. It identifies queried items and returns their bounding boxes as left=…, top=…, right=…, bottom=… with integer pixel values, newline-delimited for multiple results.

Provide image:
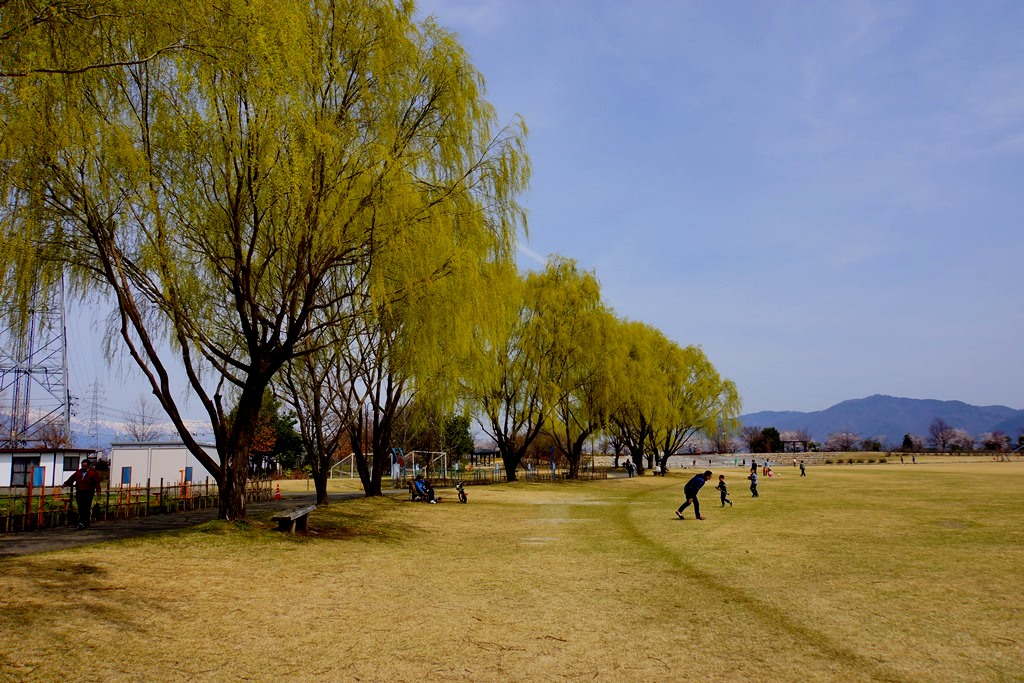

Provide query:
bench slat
left=271, top=505, right=317, bottom=534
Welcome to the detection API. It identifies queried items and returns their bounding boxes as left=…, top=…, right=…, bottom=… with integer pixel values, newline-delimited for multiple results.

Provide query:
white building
left=108, top=442, right=218, bottom=488
left=0, top=447, right=99, bottom=488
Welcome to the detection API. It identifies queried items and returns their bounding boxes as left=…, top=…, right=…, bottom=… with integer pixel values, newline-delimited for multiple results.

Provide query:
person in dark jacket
left=675, top=470, right=712, bottom=520
left=64, top=459, right=103, bottom=529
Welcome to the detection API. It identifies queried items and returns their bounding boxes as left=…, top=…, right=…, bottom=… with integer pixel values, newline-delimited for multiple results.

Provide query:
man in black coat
left=675, top=470, right=712, bottom=521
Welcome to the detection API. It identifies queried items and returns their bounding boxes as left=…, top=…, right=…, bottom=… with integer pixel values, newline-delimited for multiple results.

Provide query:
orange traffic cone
left=274, top=483, right=281, bottom=500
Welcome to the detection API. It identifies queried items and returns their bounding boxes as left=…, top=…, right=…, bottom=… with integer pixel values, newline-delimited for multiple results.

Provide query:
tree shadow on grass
left=251, top=496, right=416, bottom=544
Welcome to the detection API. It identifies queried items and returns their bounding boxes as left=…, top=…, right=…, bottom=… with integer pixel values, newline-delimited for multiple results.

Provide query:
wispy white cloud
left=516, top=242, right=547, bottom=267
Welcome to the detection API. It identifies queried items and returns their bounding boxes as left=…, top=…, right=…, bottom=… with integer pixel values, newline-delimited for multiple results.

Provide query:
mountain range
left=739, top=394, right=1024, bottom=444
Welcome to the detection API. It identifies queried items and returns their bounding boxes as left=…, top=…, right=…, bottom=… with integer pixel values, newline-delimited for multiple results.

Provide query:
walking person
left=715, top=474, right=733, bottom=507
left=675, top=470, right=712, bottom=520
left=64, top=458, right=103, bottom=529
left=748, top=468, right=759, bottom=497
left=799, top=460, right=806, bottom=477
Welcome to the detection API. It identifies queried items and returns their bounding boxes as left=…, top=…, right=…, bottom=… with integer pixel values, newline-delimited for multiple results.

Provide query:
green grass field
left=1, top=462, right=1022, bottom=682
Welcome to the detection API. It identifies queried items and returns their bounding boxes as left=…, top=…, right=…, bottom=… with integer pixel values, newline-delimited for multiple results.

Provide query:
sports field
left=1, top=462, right=1021, bottom=681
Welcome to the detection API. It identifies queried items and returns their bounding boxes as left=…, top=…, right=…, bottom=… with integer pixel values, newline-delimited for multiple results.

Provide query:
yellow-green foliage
left=0, top=0, right=529, bottom=513
left=1, top=0, right=528, bottom=372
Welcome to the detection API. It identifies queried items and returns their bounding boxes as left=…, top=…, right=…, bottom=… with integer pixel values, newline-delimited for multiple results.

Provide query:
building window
left=64, top=456, right=80, bottom=471
left=11, top=457, right=40, bottom=487
left=121, top=467, right=132, bottom=486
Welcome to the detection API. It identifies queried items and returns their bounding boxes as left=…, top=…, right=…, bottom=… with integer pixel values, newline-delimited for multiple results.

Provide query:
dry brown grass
left=1, top=462, right=1022, bottom=682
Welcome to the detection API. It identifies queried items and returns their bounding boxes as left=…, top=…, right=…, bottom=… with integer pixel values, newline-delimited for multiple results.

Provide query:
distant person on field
left=799, top=460, right=806, bottom=477
left=675, top=470, right=712, bottom=520
left=715, top=474, right=732, bottom=508
left=748, top=469, right=759, bottom=497
left=64, top=459, right=103, bottom=529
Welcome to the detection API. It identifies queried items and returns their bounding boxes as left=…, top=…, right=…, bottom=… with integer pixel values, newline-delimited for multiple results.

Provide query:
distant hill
left=740, top=395, right=1024, bottom=444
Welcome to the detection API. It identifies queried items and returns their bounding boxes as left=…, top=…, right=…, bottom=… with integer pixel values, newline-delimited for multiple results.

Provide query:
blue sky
left=416, top=0, right=1024, bottom=414
left=61, top=0, right=1024, bottom=437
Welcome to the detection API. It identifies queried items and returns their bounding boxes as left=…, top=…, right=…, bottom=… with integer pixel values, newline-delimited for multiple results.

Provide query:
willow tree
left=277, top=327, right=355, bottom=506
left=0, top=0, right=527, bottom=519
left=463, top=263, right=546, bottom=481
left=340, top=252, right=485, bottom=497
left=650, top=344, right=741, bottom=472
left=606, top=320, right=672, bottom=473
left=532, top=258, right=615, bottom=479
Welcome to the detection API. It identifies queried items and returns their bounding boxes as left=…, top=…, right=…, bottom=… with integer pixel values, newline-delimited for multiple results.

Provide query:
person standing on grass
left=799, top=460, right=806, bottom=477
left=748, top=468, right=759, bottom=497
left=676, top=470, right=712, bottom=520
left=64, top=459, right=103, bottom=529
left=715, top=474, right=732, bottom=507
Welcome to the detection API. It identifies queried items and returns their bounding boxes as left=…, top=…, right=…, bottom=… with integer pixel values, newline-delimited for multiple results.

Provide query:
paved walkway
left=0, top=490, right=405, bottom=560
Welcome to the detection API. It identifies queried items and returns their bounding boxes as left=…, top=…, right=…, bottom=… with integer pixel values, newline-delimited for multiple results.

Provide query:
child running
left=715, top=474, right=733, bottom=507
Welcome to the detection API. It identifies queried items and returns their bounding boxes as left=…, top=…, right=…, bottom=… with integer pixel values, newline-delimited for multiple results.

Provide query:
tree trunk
left=567, top=457, right=580, bottom=479
left=353, top=447, right=377, bottom=496
left=217, top=388, right=266, bottom=520
left=628, top=447, right=645, bottom=475
left=227, top=458, right=249, bottom=520
left=368, top=445, right=387, bottom=496
left=564, top=432, right=590, bottom=480
left=501, top=451, right=520, bottom=482
left=313, top=469, right=329, bottom=506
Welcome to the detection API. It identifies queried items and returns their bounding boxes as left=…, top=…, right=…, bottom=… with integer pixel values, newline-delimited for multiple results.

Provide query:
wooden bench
left=271, top=504, right=317, bottom=534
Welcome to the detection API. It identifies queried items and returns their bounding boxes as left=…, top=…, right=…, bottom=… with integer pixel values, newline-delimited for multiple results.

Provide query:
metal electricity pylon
left=0, top=273, right=72, bottom=447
